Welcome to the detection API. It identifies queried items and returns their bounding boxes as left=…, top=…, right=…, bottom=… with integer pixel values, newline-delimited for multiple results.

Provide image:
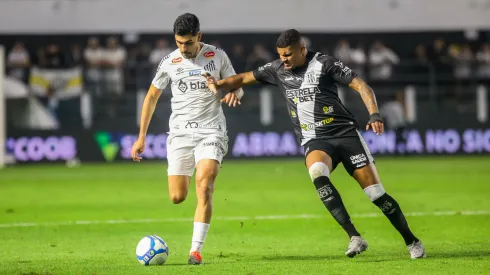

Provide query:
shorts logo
left=204, top=51, right=215, bottom=58
left=317, top=185, right=333, bottom=199
left=323, top=106, right=334, bottom=114
left=350, top=153, right=367, bottom=165
left=202, top=141, right=226, bottom=155
left=172, top=57, right=182, bottom=64
left=178, top=79, right=188, bottom=93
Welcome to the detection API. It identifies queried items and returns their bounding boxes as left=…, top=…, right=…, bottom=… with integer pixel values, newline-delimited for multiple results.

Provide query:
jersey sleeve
left=219, top=50, right=237, bottom=79
left=322, top=56, right=358, bottom=85
left=252, top=62, right=277, bottom=85
left=151, top=58, right=171, bottom=90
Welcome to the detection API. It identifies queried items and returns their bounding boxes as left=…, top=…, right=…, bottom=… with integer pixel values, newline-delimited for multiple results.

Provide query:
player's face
left=175, top=32, right=202, bottom=59
left=277, top=45, right=306, bottom=70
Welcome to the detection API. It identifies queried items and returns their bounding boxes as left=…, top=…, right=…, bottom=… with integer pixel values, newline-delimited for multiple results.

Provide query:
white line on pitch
left=0, top=210, right=489, bottom=229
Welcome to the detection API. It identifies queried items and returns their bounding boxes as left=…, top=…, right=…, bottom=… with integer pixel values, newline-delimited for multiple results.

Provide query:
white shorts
left=166, top=133, right=228, bottom=176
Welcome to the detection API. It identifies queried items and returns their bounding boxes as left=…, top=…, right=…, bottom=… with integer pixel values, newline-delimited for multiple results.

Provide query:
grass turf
left=0, top=156, right=489, bottom=274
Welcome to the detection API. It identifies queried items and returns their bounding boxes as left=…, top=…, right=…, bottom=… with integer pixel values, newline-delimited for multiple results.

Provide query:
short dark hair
left=173, top=13, right=200, bottom=36
left=276, top=29, right=302, bottom=48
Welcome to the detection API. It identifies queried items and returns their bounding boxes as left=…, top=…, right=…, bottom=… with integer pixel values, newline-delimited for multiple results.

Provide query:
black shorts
left=303, top=130, right=375, bottom=175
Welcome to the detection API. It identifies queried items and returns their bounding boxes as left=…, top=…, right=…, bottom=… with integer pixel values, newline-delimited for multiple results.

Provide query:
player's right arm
left=132, top=57, right=170, bottom=162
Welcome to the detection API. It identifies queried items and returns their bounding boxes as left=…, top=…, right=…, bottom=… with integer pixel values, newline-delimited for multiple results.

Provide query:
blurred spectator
left=449, top=44, right=473, bottom=79
left=414, top=44, right=428, bottom=64
left=369, top=41, right=399, bottom=79
left=245, top=44, right=273, bottom=71
left=229, top=43, right=246, bottom=73
left=70, top=43, right=83, bottom=66
left=101, top=36, right=127, bottom=118
left=7, top=42, right=30, bottom=82
left=149, top=39, right=172, bottom=70
left=84, top=37, right=103, bottom=95
left=380, top=90, right=407, bottom=155
left=476, top=43, right=490, bottom=78
left=428, top=38, right=448, bottom=63
left=44, top=44, right=68, bottom=69
left=102, top=36, right=126, bottom=95
left=350, top=43, right=366, bottom=79
left=334, top=39, right=352, bottom=64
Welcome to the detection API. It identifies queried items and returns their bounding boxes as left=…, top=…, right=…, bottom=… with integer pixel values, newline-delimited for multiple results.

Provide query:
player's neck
left=189, top=43, right=204, bottom=60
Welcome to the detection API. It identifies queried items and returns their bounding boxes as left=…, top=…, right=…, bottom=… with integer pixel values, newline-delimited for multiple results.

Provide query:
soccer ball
left=135, top=235, right=169, bottom=265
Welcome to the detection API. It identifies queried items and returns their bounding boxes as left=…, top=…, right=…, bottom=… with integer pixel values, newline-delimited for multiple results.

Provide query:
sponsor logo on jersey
left=188, top=69, right=201, bottom=76
left=172, top=57, right=182, bottom=64
left=204, top=61, right=216, bottom=72
left=258, top=63, right=272, bottom=71
left=300, top=118, right=334, bottom=131
left=350, top=153, right=367, bottom=165
left=290, top=110, right=297, bottom=118
left=285, top=76, right=303, bottom=81
left=323, top=106, right=334, bottom=114
left=204, top=51, right=215, bottom=58
left=334, top=61, right=352, bottom=76
left=176, top=68, right=185, bottom=74
left=185, top=121, right=221, bottom=130
left=286, top=87, right=321, bottom=104
left=178, top=79, right=188, bottom=93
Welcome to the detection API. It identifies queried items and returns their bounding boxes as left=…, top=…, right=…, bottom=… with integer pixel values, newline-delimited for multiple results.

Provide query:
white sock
left=190, top=222, right=210, bottom=253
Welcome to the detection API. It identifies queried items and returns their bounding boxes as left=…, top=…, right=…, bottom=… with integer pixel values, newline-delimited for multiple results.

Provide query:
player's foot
left=188, top=251, right=203, bottom=265
left=345, top=236, right=368, bottom=258
left=407, top=240, right=426, bottom=259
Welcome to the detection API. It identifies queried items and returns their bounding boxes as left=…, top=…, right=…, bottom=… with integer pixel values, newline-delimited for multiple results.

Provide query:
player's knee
left=196, top=165, right=219, bottom=184
left=363, top=183, right=386, bottom=201
left=308, top=162, right=330, bottom=181
left=170, top=193, right=187, bottom=204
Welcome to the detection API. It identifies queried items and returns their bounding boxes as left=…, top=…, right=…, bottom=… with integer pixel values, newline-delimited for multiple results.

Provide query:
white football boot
left=408, top=240, right=426, bottom=259
left=345, top=236, right=369, bottom=258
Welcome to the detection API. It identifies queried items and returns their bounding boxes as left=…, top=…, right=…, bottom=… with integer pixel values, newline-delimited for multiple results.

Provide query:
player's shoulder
left=156, top=49, right=182, bottom=70
left=202, top=43, right=229, bottom=59
left=257, top=59, right=283, bottom=72
left=314, top=52, right=338, bottom=65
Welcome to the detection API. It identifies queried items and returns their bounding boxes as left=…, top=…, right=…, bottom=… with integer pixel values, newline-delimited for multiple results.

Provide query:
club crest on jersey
left=204, top=61, right=216, bottom=72
left=178, top=79, right=188, bottom=93
left=305, top=71, right=320, bottom=84
left=172, top=57, right=182, bottom=64
left=204, top=51, right=215, bottom=58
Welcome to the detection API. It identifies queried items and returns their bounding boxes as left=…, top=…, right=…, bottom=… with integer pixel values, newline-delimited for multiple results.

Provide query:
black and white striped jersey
left=252, top=51, right=359, bottom=145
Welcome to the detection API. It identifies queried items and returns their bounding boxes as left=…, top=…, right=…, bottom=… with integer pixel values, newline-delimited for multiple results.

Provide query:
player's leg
left=342, top=130, right=425, bottom=259
left=166, top=134, right=196, bottom=204
left=188, top=134, right=228, bottom=265
left=304, top=141, right=367, bottom=257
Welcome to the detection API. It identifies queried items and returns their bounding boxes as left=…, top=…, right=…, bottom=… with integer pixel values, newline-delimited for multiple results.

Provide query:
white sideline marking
left=1, top=210, right=489, bottom=229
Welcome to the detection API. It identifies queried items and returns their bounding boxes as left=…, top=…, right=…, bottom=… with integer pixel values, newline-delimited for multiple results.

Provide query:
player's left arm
left=348, top=77, right=384, bottom=135
left=217, top=50, right=245, bottom=107
left=323, top=56, right=384, bottom=135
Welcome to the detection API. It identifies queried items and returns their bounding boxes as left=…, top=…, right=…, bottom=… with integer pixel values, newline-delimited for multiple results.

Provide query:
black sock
left=373, top=193, right=419, bottom=245
left=313, top=176, right=360, bottom=238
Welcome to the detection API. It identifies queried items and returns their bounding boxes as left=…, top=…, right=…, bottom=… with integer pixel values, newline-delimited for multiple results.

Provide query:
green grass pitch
left=1, top=156, right=490, bottom=274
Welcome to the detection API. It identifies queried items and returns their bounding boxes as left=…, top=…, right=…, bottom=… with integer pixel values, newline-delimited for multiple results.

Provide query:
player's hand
left=131, top=138, right=145, bottom=162
left=221, top=91, right=241, bottom=107
left=366, top=113, right=384, bottom=135
left=202, top=73, right=219, bottom=95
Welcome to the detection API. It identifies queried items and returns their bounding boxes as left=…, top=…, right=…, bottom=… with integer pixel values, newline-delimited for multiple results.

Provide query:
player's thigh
left=194, top=134, right=227, bottom=187
left=304, top=139, right=339, bottom=172
left=166, top=134, right=196, bottom=178
left=168, top=175, right=191, bottom=200
left=337, top=130, right=379, bottom=188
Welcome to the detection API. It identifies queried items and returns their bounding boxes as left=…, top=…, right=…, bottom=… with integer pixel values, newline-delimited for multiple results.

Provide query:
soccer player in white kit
left=130, top=13, right=244, bottom=265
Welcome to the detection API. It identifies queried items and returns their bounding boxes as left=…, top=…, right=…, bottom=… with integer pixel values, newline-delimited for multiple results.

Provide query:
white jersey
left=152, top=43, right=242, bottom=134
